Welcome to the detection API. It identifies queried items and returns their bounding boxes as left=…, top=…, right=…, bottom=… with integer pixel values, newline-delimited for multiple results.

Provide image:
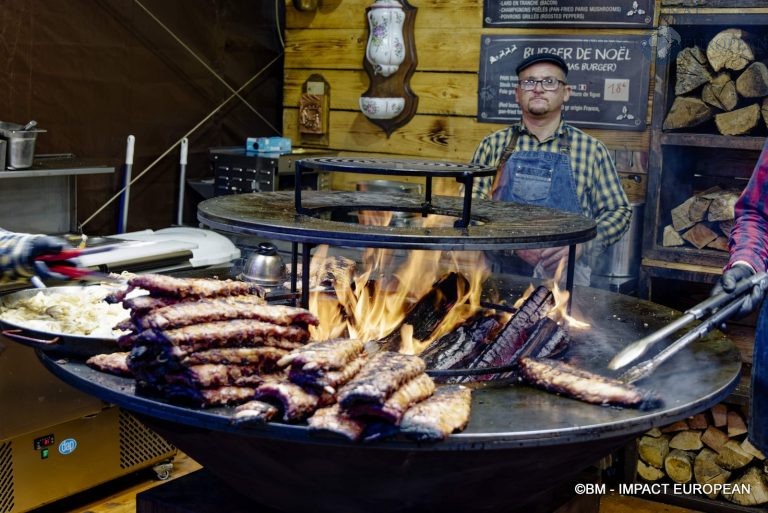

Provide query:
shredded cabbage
left=0, top=286, right=131, bottom=338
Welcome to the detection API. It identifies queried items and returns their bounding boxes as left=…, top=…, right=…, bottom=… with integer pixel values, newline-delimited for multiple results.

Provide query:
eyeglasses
left=518, top=77, right=566, bottom=91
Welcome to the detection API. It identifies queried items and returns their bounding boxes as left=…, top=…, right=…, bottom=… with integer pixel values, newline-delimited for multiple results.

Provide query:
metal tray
left=0, top=286, right=124, bottom=357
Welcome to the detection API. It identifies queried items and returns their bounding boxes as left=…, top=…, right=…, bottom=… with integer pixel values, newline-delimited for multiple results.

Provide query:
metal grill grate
left=118, top=410, right=176, bottom=470
left=0, top=442, right=14, bottom=513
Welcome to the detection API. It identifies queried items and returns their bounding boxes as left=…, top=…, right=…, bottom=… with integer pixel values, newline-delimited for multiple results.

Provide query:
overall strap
left=490, top=128, right=521, bottom=196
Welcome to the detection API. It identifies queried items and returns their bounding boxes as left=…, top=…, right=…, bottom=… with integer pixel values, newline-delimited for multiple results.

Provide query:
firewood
left=719, top=220, right=735, bottom=237
left=728, top=410, right=748, bottom=437
left=638, top=434, right=670, bottom=468
left=682, top=223, right=718, bottom=249
left=702, top=425, right=730, bottom=452
left=723, top=466, right=768, bottom=506
left=661, top=419, right=690, bottom=433
left=712, top=404, right=728, bottom=427
left=707, top=190, right=739, bottom=222
left=644, top=427, right=663, bottom=438
left=671, top=197, right=698, bottom=231
left=706, top=28, right=755, bottom=72
left=670, top=430, right=704, bottom=451
left=637, top=459, right=666, bottom=481
left=702, top=73, right=738, bottom=111
left=663, top=96, right=714, bottom=130
left=715, top=439, right=754, bottom=470
left=763, top=97, right=768, bottom=129
left=742, top=438, right=766, bottom=460
left=689, top=196, right=712, bottom=223
left=675, top=46, right=714, bottom=94
left=707, top=236, right=730, bottom=252
left=663, top=225, right=685, bottom=247
left=688, top=412, right=709, bottom=430
left=736, top=61, right=768, bottom=98
left=665, top=449, right=695, bottom=483
left=715, top=103, right=761, bottom=135
left=694, top=448, right=732, bottom=499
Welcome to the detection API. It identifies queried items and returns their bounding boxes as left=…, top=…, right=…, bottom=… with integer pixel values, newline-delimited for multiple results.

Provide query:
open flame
left=307, top=216, right=589, bottom=350
left=513, top=258, right=591, bottom=330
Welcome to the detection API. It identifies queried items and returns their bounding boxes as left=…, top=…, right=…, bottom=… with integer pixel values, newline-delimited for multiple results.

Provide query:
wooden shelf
left=660, top=133, right=766, bottom=151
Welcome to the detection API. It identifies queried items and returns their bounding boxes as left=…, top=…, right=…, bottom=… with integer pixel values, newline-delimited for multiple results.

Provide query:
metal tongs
left=34, top=245, right=125, bottom=284
left=608, top=271, right=768, bottom=384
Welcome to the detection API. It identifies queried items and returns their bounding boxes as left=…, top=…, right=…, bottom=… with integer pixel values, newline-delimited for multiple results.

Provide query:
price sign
left=484, top=0, right=654, bottom=28
left=477, top=35, right=653, bottom=131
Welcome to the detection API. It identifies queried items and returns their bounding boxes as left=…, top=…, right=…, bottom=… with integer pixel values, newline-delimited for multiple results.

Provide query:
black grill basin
left=37, top=280, right=741, bottom=513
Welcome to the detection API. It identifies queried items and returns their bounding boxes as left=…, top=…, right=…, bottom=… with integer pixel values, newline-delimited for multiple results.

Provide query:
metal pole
left=177, top=137, right=188, bottom=226
left=118, top=135, right=135, bottom=234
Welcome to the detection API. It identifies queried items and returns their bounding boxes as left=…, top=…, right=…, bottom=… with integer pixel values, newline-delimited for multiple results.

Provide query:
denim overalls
left=491, top=128, right=591, bottom=286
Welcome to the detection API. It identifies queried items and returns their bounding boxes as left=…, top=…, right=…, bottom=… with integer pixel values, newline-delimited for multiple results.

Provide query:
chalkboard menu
left=484, top=0, right=654, bottom=28
left=477, top=35, right=652, bottom=131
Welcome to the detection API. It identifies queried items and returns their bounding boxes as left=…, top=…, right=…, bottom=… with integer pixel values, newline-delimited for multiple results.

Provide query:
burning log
left=517, top=317, right=571, bottom=360
left=418, top=309, right=505, bottom=370
left=377, top=272, right=468, bottom=351
left=464, top=286, right=554, bottom=371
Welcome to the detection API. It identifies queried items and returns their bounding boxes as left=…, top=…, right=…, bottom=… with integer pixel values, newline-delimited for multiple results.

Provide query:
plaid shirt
left=729, top=139, right=768, bottom=273
left=470, top=121, right=631, bottom=255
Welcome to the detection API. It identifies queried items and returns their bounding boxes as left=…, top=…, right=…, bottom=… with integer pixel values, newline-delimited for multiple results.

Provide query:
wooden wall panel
left=283, top=0, right=654, bottom=189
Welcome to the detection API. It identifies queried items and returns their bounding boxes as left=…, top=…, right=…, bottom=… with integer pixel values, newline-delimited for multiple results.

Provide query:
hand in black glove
left=0, top=232, right=70, bottom=283
left=711, top=263, right=764, bottom=318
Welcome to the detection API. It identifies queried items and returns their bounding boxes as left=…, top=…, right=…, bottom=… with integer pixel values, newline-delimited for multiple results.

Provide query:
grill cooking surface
left=37, top=281, right=740, bottom=448
left=197, top=191, right=597, bottom=250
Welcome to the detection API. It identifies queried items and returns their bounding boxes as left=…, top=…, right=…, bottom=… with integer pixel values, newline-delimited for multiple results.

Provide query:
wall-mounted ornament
left=359, top=0, right=418, bottom=137
left=299, top=74, right=330, bottom=146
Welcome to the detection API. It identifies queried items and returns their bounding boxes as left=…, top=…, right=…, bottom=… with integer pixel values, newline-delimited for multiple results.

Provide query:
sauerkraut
left=0, top=286, right=131, bottom=338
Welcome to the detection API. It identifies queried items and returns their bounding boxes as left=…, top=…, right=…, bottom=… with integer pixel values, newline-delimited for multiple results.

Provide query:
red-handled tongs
left=609, top=271, right=768, bottom=383
left=34, top=245, right=125, bottom=284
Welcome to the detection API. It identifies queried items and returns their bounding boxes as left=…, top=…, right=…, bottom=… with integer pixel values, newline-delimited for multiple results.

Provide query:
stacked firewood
left=663, top=28, right=768, bottom=135
left=636, top=402, right=768, bottom=506
left=662, top=186, right=740, bottom=251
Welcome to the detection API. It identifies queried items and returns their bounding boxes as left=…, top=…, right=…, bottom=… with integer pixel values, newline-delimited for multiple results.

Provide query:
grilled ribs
left=278, top=338, right=365, bottom=371
left=518, top=357, right=662, bottom=410
left=253, top=381, right=334, bottom=422
left=128, top=273, right=265, bottom=299
left=400, top=385, right=472, bottom=441
left=86, top=352, right=132, bottom=377
left=337, top=351, right=426, bottom=408
left=307, top=404, right=367, bottom=441
left=135, top=299, right=315, bottom=331
left=139, top=319, right=309, bottom=351
left=288, top=355, right=367, bottom=392
left=346, top=373, right=436, bottom=424
left=232, top=400, right=279, bottom=425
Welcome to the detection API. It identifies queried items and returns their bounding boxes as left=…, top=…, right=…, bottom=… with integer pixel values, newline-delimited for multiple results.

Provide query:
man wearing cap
left=470, top=52, right=631, bottom=285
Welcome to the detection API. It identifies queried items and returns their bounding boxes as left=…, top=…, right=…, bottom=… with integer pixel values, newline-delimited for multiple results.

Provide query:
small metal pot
left=241, top=242, right=285, bottom=286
